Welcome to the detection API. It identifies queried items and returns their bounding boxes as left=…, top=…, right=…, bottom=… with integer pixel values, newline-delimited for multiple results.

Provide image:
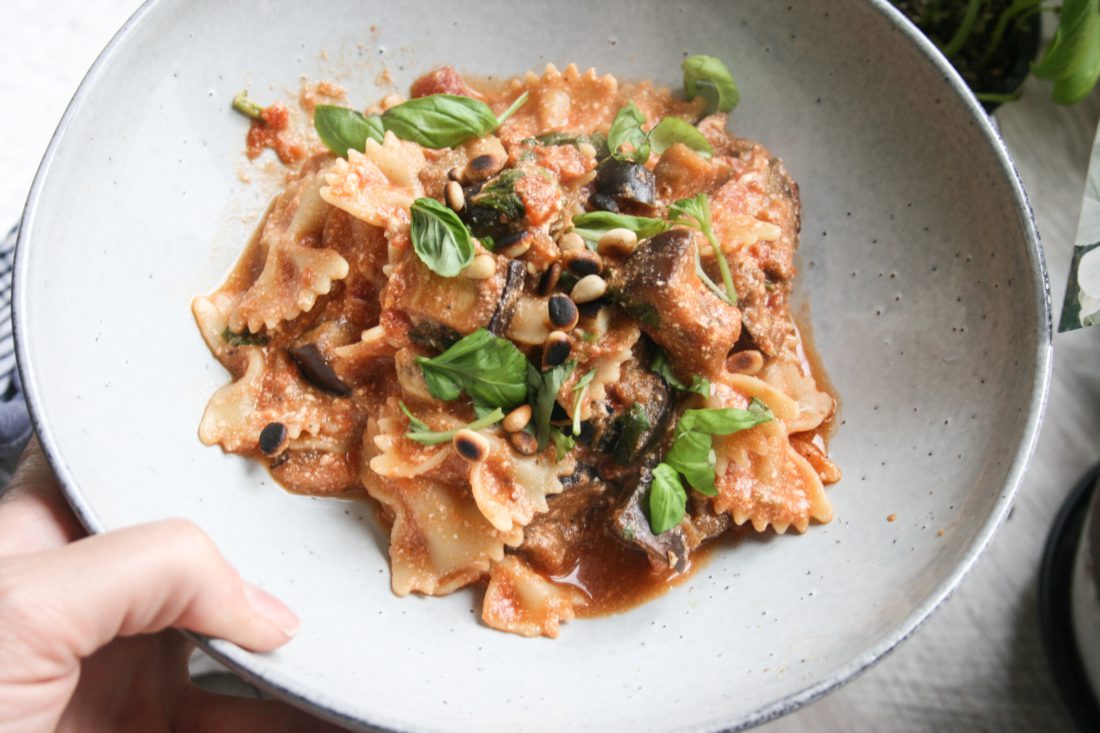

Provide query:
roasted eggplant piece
left=595, top=156, right=655, bottom=208
left=519, top=467, right=610, bottom=575
left=607, top=228, right=740, bottom=375
left=610, top=463, right=690, bottom=573
left=596, top=361, right=674, bottom=465
left=462, top=169, right=526, bottom=240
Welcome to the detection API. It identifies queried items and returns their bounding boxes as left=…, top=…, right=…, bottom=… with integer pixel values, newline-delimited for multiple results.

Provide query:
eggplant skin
left=486, top=259, right=526, bottom=336
left=609, top=463, right=690, bottom=574
left=596, top=156, right=656, bottom=207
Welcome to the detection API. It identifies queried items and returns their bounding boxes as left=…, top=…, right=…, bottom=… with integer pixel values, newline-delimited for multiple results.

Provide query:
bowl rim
left=12, top=0, right=1052, bottom=730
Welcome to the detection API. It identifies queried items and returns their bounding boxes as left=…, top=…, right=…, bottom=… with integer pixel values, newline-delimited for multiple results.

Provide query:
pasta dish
left=193, top=57, right=840, bottom=637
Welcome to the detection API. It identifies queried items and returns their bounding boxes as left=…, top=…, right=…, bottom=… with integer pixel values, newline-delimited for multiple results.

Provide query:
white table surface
left=3, top=2, right=1095, bottom=730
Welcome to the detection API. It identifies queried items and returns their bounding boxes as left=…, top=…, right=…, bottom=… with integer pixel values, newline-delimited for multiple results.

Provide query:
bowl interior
left=16, top=1, right=1047, bottom=731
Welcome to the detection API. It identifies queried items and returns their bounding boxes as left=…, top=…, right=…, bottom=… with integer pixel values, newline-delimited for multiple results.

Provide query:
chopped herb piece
left=549, top=426, right=576, bottom=460
left=221, top=327, right=269, bottom=347
left=232, top=91, right=265, bottom=120
left=401, top=403, right=505, bottom=445
left=495, top=91, right=530, bottom=126
left=670, top=193, right=738, bottom=305
left=648, top=463, right=688, bottom=534
left=416, top=328, right=528, bottom=409
left=651, top=348, right=710, bottom=397
left=612, top=403, right=652, bottom=465
left=572, top=368, right=597, bottom=436
left=527, top=360, right=576, bottom=450
left=410, top=197, right=475, bottom=277
left=469, top=169, right=526, bottom=221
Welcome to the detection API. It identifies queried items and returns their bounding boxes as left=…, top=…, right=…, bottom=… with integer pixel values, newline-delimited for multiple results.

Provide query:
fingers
left=0, top=438, right=84, bottom=556
left=0, top=519, right=299, bottom=668
left=176, top=688, right=352, bottom=733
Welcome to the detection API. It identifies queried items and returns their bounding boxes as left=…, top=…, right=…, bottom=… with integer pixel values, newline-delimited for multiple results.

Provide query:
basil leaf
left=221, top=327, right=269, bottom=347
left=528, top=361, right=576, bottom=450
left=416, top=328, right=528, bottom=409
left=232, top=91, right=264, bottom=120
left=650, top=348, right=710, bottom=397
left=314, top=105, right=384, bottom=157
left=571, top=211, right=669, bottom=246
left=469, top=169, right=526, bottom=221
left=381, top=94, right=499, bottom=149
left=665, top=429, right=718, bottom=496
left=549, top=427, right=576, bottom=461
left=648, top=117, right=713, bottom=159
left=607, top=103, right=650, bottom=163
left=410, top=197, right=475, bottom=277
left=648, top=463, right=688, bottom=534
left=679, top=398, right=774, bottom=435
left=682, top=54, right=739, bottom=113
left=1032, top=0, right=1100, bottom=104
left=402, top=405, right=505, bottom=445
left=670, top=193, right=738, bottom=305
left=530, top=131, right=609, bottom=156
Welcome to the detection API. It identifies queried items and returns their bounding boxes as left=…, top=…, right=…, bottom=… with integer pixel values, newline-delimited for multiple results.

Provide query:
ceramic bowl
left=14, top=0, right=1048, bottom=730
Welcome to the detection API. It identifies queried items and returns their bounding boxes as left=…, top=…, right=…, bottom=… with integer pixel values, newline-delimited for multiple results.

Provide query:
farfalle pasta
left=196, top=58, right=840, bottom=637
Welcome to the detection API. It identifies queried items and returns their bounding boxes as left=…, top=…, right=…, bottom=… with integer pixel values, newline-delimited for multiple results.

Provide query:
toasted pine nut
left=463, top=153, right=506, bottom=183
left=558, top=232, right=586, bottom=253
left=453, top=429, right=490, bottom=462
left=571, top=274, right=607, bottom=304
left=496, top=231, right=533, bottom=259
left=503, top=404, right=533, bottom=433
left=565, top=250, right=603, bottom=277
left=445, top=181, right=465, bottom=212
left=548, top=293, right=579, bottom=330
left=509, top=430, right=539, bottom=456
left=577, top=141, right=598, bottom=158
left=543, top=331, right=572, bottom=368
left=597, top=228, right=638, bottom=257
left=727, top=349, right=764, bottom=375
left=465, top=253, right=496, bottom=280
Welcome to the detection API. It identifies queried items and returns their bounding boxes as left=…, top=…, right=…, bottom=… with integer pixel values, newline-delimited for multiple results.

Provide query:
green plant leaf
left=314, top=105, right=385, bottom=156
left=527, top=361, right=576, bottom=450
left=679, top=398, right=774, bottom=435
left=415, top=328, right=529, bottom=408
left=664, top=429, right=718, bottom=496
left=648, top=463, right=688, bottom=534
left=607, top=102, right=651, bottom=163
left=401, top=404, right=505, bottom=445
left=1033, top=0, right=1100, bottom=104
left=410, top=197, right=475, bottom=277
left=650, top=348, right=710, bottom=397
left=571, top=211, right=670, bottom=246
left=682, top=54, right=739, bottom=113
left=670, top=193, right=738, bottom=304
left=648, top=117, right=713, bottom=158
left=381, top=94, right=499, bottom=148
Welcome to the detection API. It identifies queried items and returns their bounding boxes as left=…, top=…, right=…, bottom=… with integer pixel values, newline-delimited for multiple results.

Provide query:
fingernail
left=244, top=583, right=300, bottom=638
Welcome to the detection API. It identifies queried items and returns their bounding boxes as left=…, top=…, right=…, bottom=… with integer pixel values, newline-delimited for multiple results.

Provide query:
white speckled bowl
left=15, top=1, right=1048, bottom=730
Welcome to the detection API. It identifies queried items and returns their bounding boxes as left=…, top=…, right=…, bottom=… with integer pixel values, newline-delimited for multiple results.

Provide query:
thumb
left=0, top=519, right=298, bottom=667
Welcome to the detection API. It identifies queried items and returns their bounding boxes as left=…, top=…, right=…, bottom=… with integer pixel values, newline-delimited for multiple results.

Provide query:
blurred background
left=2, top=1, right=1097, bottom=730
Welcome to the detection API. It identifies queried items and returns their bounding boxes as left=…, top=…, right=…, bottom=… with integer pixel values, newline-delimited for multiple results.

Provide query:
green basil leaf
left=650, top=348, right=710, bottom=397
left=416, top=328, right=529, bottom=408
left=469, top=169, right=526, bottom=221
left=549, top=427, right=576, bottom=461
left=682, top=54, right=740, bottom=113
left=607, top=102, right=651, bottom=163
left=314, top=105, right=384, bottom=157
left=410, top=197, right=475, bottom=277
left=402, top=406, right=505, bottom=445
left=571, top=211, right=670, bottom=246
left=648, top=463, right=688, bottom=534
left=381, top=94, right=499, bottom=149
left=1032, top=0, right=1100, bottom=104
left=679, top=398, right=774, bottom=435
left=665, top=429, right=718, bottom=496
left=528, top=361, right=576, bottom=450
left=649, top=117, right=713, bottom=159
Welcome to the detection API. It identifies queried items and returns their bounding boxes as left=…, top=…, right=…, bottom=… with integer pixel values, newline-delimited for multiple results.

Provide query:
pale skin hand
left=0, top=440, right=347, bottom=732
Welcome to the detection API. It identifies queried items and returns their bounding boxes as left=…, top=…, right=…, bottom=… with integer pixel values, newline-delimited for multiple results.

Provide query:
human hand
left=0, top=439, right=346, bottom=732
